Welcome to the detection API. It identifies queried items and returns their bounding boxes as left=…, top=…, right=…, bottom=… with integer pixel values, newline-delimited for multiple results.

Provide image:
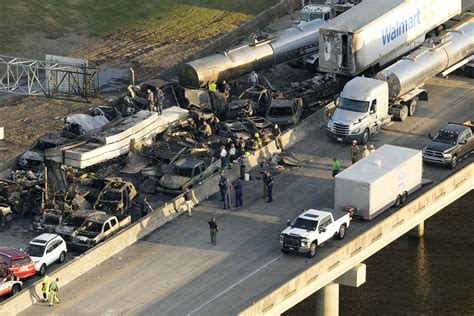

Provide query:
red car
left=0, top=247, right=35, bottom=279
left=0, top=264, right=22, bottom=296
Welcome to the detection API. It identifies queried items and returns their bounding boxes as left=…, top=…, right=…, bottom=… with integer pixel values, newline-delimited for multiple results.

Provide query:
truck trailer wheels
left=307, top=242, right=318, bottom=258
left=408, top=100, right=417, bottom=116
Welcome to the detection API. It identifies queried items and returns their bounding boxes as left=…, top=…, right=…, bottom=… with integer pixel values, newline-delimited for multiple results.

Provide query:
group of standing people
left=218, top=172, right=243, bottom=209
left=146, top=86, right=165, bottom=115
left=351, top=140, right=375, bottom=164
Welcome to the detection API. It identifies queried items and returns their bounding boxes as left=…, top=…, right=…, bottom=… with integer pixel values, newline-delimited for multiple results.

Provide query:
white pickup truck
left=279, top=209, right=351, bottom=258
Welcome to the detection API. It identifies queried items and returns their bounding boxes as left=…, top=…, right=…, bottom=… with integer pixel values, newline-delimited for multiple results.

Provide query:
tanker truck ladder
left=0, top=55, right=100, bottom=102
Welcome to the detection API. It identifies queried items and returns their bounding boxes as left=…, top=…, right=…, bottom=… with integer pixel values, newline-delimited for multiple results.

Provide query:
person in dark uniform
left=266, top=172, right=274, bottom=203
left=208, top=217, right=219, bottom=245
left=218, top=172, right=227, bottom=202
left=234, top=179, right=243, bottom=207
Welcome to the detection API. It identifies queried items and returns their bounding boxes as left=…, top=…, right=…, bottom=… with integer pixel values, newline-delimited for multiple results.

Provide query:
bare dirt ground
left=0, top=1, right=278, bottom=162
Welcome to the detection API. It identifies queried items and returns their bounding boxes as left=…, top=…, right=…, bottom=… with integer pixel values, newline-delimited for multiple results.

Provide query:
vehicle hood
left=266, top=115, right=294, bottom=125
left=281, top=227, right=311, bottom=238
left=159, top=175, right=189, bottom=190
left=55, top=225, right=77, bottom=236
left=30, top=256, right=41, bottom=263
left=331, top=108, right=367, bottom=126
left=424, top=141, right=455, bottom=153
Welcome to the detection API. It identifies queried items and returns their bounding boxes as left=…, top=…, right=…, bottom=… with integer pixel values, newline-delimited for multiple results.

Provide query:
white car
left=24, top=234, right=67, bottom=275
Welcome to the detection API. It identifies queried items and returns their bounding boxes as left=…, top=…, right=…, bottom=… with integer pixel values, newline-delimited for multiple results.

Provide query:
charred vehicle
left=265, top=98, right=303, bottom=129
left=157, top=157, right=221, bottom=194
left=94, top=179, right=137, bottom=215
left=55, top=210, right=106, bottom=241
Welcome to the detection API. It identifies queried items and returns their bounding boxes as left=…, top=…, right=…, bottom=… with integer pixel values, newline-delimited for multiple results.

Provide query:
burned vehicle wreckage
left=1, top=56, right=335, bottom=253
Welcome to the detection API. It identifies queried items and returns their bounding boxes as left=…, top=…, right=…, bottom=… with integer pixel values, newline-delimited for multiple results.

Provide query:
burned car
left=265, top=98, right=303, bottom=129
left=94, top=179, right=137, bottom=215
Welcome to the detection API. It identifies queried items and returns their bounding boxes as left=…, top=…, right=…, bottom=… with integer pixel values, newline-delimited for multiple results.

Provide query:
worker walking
left=41, top=274, right=50, bottom=303
left=234, top=179, right=243, bottom=207
left=351, top=140, right=360, bottom=164
left=266, top=172, right=274, bottom=203
left=208, top=217, right=219, bottom=245
left=332, top=157, right=341, bottom=177
left=248, top=70, right=258, bottom=87
left=179, top=188, right=194, bottom=217
left=361, top=145, right=370, bottom=158
left=49, top=277, right=60, bottom=306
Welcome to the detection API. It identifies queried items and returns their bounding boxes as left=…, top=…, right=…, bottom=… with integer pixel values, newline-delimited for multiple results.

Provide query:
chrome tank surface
left=376, top=20, right=474, bottom=100
left=178, top=19, right=326, bottom=88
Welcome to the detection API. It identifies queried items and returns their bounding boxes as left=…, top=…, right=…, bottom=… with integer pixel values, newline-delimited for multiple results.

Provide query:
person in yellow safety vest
left=49, top=277, right=60, bottom=306
left=41, top=274, right=50, bottom=303
left=261, top=132, right=271, bottom=145
left=254, top=133, right=263, bottom=149
left=208, top=81, right=217, bottom=92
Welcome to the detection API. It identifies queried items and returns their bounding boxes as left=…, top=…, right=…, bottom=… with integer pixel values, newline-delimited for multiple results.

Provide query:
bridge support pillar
left=316, top=264, right=366, bottom=316
left=408, top=221, right=425, bottom=237
left=316, top=283, right=339, bottom=316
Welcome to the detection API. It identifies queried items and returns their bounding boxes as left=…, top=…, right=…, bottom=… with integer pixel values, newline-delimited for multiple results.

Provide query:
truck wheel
left=58, top=251, right=66, bottom=263
left=307, top=242, right=318, bottom=258
left=336, top=224, right=347, bottom=240
left=281, top=248, right=289, bottom=254
left=361, top=129, right=369, bottom=145
left=11, top=284, right=21, bottom=296
left=395, top=195, right=402, bottom=207
left=5, top=213, right=13, bottom=222
left=408, top=100, right=417, bottom=116
left=39, top=264, right=46, bottom=276
left=450, top=155, right=458, bottom=169
left=399, top=105, right=408, bottom=122
left=464, top=65, right=474, bottom=78
left=401, top=191, right=408, bottom=203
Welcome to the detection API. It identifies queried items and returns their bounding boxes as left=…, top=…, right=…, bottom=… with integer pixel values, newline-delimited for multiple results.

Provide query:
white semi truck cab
left=327, top=77, right=393, bottom=144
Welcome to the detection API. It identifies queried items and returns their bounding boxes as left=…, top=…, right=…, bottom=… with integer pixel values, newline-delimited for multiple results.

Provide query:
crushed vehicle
left=70, top=214, right=131, bottom=249
left=55, top=210, right=106, bottom=241
left=0, top=204, right=13, bottom=226
left=240, top=116, right=274, bottom=140
left=0, top=247, right=36, bottom=279
left=216, top=121, right=252, bottom=142
left=423, top=121, right=474, bottom=169
left=237, top=85, right=272, bottom=116
left=157, top=157, right=221, bottom=194
left=24, top=233, right=67, bottom=275
left=18, top=133, right=70, bottom=171
left=0, top=264, right=22, bottom=297
left=265, top=97, right=303, bottom=129
left=94, top=179, right=137, bottom=214
left=279, top=208, right=351, bottom=258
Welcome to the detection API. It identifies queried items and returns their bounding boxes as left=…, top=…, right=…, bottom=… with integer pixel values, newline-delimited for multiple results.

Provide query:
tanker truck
left=319, top=0, right=461, bottom=76
left=326, top=18, right=474, bottom=144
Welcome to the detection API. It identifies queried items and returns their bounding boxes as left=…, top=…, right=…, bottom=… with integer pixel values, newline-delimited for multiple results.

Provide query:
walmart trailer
left=334, top=145, right=422, bottom=220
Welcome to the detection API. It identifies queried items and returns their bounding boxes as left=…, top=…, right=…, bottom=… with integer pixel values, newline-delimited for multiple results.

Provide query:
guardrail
left=0, top=97, right=331, bottom=315
left=239, top=163, right=474, bottom=315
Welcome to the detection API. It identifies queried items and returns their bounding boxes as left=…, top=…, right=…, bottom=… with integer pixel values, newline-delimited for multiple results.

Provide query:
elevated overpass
left=11, top=72, right=472, bottom=316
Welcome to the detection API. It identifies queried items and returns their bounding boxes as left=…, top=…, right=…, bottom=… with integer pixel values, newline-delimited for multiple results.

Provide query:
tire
left=408, top=100, right=417, bottom=116
left=361, top=129, right=369, bottom=145
left=5, top=213, right=13, bottom=222
left=464, top=65, right=474, bottom=78
left=11, top=284, right=21, bottom=296
left=306, top=242, right=318, bottom=258
left=399, top=105, right=409, bottom=122
left=395, top=195, right=402, bottom=207
left=39, top=264, right=46, bottom=276
left=336, top=224, right=347, bottom=240
left=401, top=191, right=408, bottom=203
left=281, top=248, right=289, bottom=254
left=450, top=155, right=458, bottom=170
left=58, top=251, right=66, bottom=263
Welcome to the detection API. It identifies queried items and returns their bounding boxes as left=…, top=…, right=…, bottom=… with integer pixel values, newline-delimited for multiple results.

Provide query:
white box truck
left=319, top=0, right=461, bottom=76
left=335, top=144, right=422, bottom=220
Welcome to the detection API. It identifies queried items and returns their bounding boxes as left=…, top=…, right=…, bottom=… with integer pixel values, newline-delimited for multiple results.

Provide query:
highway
left=20, top=72, right=473, bottom=315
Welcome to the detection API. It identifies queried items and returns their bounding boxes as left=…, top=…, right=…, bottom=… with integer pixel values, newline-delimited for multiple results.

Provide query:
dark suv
left=422, top=122, right=474, bottom=169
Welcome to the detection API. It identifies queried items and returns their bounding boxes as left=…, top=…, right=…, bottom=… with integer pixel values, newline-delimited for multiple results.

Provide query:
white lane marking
left=187, top=255, right=283, bottom=316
